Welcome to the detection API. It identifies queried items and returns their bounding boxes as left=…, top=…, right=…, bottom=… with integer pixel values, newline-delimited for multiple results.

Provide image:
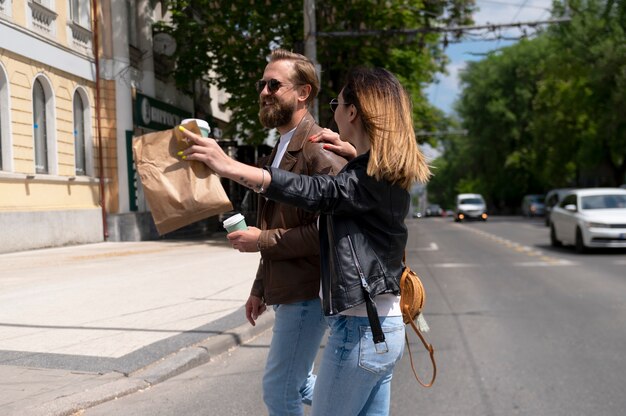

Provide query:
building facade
left=0, top=0, right=229, bottom=253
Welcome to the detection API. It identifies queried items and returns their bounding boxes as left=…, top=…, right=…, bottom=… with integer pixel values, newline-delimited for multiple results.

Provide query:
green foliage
left=429, top=0, right=626, bottom=212
left=159, top=0, right=476, bottom=145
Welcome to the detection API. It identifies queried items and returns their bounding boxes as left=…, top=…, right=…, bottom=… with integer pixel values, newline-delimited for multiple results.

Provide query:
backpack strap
left=404, top=313, right=437, bottom=387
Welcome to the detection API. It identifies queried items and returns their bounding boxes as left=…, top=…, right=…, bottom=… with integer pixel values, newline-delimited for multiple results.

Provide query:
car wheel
left=575, top=228, right=587, bottom=254
left=550, top=224, right=562, bottom=247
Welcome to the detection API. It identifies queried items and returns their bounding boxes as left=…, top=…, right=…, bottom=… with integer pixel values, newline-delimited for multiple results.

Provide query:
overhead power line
left=315, top=17, right=570, bottom=38
left=416, top=130, right=468, bottom=137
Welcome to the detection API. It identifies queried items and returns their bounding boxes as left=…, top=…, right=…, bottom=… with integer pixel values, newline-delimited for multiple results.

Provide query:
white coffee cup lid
left=222, top=213, right=245, bottom=228
left=181, top=118, right=211, bottom=133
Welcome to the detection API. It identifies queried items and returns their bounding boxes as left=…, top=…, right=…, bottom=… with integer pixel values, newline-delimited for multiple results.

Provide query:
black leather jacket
left=265, top=152, right=409, bottom=316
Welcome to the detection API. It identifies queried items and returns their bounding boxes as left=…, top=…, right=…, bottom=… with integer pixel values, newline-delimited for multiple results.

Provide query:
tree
left=537, top=0, right=626, bottom=186
left=451, top=36, right=552, bottom=211
left=158, top=0, right=476, bottom=145
left=430, top=0, right=626, bottom=212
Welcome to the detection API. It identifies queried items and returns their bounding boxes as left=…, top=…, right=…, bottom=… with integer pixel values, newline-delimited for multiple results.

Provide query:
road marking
left=514, top=260, right=575, bottom=267
left=411, top=242, right=439, bottom=251
left=428, top=263, right=479, bottom=268
left=453, top=223, right=564, bottom=264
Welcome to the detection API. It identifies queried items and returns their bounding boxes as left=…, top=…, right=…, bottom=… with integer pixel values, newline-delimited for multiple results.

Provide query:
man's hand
left=245, top=295, right=267, bottom=326
left=227, top=226, right=262, bottom=252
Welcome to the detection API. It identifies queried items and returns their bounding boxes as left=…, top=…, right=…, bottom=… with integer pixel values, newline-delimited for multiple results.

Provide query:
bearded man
left=225, top=49, right=347, bottom=416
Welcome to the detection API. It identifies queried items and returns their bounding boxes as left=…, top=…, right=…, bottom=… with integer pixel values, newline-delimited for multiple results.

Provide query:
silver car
left=550, top=188, right=626, bottom=253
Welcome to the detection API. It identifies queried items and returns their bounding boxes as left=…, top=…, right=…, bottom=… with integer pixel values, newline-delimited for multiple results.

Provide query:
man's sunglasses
left=255, top=79, right=295, bottom=94
left=330, top=98, right=350, bottom=113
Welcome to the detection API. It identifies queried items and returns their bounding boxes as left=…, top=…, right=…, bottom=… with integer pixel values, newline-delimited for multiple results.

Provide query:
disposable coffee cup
left=222, top=213, right=248, bottom=233
left=181, top=118, right=211, bottom=138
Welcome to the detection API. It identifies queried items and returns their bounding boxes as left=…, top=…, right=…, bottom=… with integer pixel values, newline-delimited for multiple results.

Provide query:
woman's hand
left=178, top=126, right=233, bottom=176
left=309, top=128, right=357, bottom=160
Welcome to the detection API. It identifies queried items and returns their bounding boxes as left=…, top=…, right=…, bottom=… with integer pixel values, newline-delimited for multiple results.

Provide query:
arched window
left=73, top=91, right=86, bottom=175
left=33, top=78, right=48, bottom=174
left=32, top=76, right=56, bottom=175
left=72, top=87, right=92, bottom=176
left=0, top=63, right=9, bottom=172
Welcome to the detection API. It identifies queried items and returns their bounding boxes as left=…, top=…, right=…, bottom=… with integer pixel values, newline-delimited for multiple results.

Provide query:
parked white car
left=550, top=188, right=626, bottom=253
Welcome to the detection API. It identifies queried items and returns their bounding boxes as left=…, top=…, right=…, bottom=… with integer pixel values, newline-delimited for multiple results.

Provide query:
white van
left=455, top=193, right=488, bottom=222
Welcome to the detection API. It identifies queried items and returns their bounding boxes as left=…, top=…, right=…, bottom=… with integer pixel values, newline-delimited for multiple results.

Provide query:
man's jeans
left=263, top=299, right=327, bottom=416
left=310, top=314, right=405, bottom=416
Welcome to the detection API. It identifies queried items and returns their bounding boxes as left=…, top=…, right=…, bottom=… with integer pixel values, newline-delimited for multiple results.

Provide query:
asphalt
left=0, top=234, right=273, bottom=416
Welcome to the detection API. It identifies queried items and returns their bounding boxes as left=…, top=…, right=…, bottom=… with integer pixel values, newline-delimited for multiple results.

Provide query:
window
left=0, top=0, right=13, bottom=17
left=560, top=194, right=577, bottom=209
left=73, top=90, right=86, bottom=175
left=0, top=63, right=9, bottom=171
left=33, top=79, right=48, bottom=173
left=127, top=0, right=138, bottom=47
left=0, top=102, right=3, bottom=171
left=69, top=0, right=90, bottom=28
left=32, top=76, right=56, bottom=175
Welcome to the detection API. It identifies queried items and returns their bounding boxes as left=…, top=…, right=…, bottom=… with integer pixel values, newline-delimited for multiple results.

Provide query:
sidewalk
left=0, top=236, right=273, bottom=416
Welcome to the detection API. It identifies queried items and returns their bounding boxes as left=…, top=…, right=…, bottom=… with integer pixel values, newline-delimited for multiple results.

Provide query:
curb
left=21, top=312, right=274, bottom=416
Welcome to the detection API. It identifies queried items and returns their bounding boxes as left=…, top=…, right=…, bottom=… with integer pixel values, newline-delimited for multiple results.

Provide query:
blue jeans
left=311, top=314, right=405, bottom=416
left=263, top=299, right=327, bottom=416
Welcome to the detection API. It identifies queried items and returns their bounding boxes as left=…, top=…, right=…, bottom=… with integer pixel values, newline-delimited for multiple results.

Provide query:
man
left=226, top=49, right=347, bottom=415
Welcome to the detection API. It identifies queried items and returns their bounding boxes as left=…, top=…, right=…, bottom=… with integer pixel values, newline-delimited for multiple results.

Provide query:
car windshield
left=460, top=198, right=483, bottom=204
left=581, top=194, right=626, bottom=210
left=528, top=195, right=544, bottom=202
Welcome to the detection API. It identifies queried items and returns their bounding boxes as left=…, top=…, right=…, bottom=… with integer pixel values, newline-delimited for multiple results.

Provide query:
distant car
left=521, top=194, right=546, bottom=217
left=544, top=188, right=575, bottom=226
left=425, top=204, right=443, bottom=217
left=455, top=193, right=488, bottom=222
left=549, top=188, right=626, bottom=253
left=412, top=211, right=423, bottom=218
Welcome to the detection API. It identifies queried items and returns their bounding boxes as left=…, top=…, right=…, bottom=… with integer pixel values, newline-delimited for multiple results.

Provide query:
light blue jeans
left=311, top=314, right=405, bottom=416
left=263, top=299, right=327, bottom=416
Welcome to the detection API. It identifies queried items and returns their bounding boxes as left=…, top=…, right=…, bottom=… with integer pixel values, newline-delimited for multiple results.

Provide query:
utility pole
left=303, top=0, right=319, bottom=121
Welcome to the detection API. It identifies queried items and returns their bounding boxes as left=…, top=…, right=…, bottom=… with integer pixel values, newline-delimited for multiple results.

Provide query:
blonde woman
left=180, top=67, right=430, bottom=415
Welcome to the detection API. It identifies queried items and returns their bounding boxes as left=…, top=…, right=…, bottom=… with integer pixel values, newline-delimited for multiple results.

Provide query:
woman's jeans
left=311, top=314, right=405, bottom=416
left=263, top=299, right=327, bottom=416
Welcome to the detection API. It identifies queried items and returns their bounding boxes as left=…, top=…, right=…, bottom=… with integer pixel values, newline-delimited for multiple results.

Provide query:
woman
left=180, top=67, right=430, bottom=415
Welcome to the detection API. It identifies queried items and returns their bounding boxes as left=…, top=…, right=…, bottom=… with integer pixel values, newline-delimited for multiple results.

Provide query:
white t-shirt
left=271, top=127, right=296, bottom=168
left=340, top=293, right=402, bottom=317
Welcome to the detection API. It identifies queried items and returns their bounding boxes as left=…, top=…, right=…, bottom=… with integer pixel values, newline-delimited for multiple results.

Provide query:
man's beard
left=259, top=97, right=295, bottom=129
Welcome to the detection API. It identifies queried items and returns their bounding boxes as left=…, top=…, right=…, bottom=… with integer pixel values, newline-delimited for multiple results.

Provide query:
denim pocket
left=358, top=324, right=405, bottom=374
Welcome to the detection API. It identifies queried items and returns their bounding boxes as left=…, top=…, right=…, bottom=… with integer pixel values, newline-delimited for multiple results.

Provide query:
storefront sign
left=135, top=92, right=191, bottom=130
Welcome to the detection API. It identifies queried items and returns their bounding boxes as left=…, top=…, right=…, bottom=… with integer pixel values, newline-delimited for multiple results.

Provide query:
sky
left=426, top=0, right=555, bottom=116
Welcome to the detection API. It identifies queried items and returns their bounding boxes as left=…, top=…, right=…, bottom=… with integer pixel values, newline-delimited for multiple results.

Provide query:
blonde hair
left=342, top=68, right=431, bottom=190
left=269, top=49, right=319, bottom=106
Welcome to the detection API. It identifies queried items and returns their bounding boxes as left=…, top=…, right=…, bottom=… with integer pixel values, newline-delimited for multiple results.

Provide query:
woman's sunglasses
left=256, top=79, right=291, bottom=94
left=329, top=98, right=350, bottom=113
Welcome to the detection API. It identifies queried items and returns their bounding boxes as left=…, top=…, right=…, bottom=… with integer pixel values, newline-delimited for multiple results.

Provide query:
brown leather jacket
left=251, top=112, right=347, bottom=305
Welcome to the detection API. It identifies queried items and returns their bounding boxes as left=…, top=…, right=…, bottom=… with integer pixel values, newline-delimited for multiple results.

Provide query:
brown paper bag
left=132, top=121, right=233, bottom=235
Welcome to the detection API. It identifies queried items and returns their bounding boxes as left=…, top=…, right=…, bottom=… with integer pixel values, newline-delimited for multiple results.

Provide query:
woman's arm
left=179, top=125, right=379, bottom=215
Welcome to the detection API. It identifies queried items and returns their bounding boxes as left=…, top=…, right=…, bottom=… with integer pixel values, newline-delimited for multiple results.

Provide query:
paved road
left=82, top=217, right=626, bottom=415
